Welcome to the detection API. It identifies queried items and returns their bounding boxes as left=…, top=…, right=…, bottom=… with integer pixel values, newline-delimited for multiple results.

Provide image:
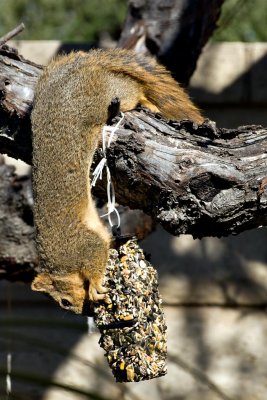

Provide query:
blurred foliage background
left=213, top=0, right=267, bottom=41
left=0, top=0, right=127, bottom=42
left=0, top=0, right=266, bottom=43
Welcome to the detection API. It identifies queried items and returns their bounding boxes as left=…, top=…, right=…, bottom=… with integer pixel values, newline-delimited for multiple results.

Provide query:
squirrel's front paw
left=89, top=279, right=108, bottom=302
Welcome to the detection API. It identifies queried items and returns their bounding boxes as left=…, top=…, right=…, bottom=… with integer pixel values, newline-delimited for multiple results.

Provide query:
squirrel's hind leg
left=139, top=94, right=160, bottom=114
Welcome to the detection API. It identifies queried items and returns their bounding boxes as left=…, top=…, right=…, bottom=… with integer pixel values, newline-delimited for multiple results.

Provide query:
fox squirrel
left=31, top=49, right=203, bottom=314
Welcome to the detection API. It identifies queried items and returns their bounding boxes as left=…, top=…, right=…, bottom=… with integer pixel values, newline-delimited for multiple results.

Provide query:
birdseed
left=94, top=238, right=167, bottom=382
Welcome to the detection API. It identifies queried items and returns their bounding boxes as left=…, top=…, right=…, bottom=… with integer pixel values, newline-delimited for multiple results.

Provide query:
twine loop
left=92, top=112, right=125, bottom=228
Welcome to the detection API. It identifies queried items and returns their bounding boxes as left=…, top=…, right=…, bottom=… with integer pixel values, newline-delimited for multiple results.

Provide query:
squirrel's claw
left=89, top=280, right=108, bottom=302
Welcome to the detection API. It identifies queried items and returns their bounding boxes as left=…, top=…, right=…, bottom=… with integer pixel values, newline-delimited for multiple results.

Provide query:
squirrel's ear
left=31, top=274, right=53, bottom=292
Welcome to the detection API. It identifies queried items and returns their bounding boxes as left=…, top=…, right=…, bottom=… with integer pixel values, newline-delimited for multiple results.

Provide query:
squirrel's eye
left=61, top=299, right=72, bottom=308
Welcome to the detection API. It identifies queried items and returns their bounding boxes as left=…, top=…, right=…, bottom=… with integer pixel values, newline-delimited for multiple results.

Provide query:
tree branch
left=1, top=45, right=267, bottom=238
left=0, top=45, right=42, bottom=164
left=0, top=23, right=25, bottom=47
left=93, top=111, right=267, bottom=237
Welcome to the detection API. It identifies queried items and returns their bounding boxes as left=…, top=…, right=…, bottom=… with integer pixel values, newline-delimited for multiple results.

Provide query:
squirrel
left=31, top=48, right=204, bottom=314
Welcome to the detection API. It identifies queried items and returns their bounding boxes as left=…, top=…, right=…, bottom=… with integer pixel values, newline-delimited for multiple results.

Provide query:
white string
left=6, top=284, right=12, bottom=400
left=6, top=353, right=12, bottom=398
left=91, top=158, right=106, bottom=186
left=92, top=112, right=125, bottom=228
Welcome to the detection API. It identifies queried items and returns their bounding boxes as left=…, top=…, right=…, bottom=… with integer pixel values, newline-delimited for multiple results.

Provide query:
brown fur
left=31, top=49, right=203, bottom=314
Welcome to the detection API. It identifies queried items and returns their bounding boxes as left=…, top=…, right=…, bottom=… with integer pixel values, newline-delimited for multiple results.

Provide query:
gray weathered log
left=93, top=111, right=267, bottom=237
left=1, top=44, right=267, bottom=281
left=0, top=44, right=267, bottom=238
left=118, top=0, right=224, bottom=85
left=0, top=45, right=42, bottom=164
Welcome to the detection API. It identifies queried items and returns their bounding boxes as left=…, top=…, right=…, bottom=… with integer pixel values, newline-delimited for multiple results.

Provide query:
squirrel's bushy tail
left=91, top=49, right=203, bottom=123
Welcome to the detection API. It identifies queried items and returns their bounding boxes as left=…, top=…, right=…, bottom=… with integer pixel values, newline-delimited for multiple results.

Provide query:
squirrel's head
left=31, top=272, right=91, bottom=314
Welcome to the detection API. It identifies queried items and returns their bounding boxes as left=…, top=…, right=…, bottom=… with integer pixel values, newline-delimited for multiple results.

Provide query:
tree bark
left=0, top=156, right=36, bottom=281
left=118, top=0, right=224, bottom=85
left=93, top=111, right=267, bottom=237
left=0, top=45, right=41, bottom=164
